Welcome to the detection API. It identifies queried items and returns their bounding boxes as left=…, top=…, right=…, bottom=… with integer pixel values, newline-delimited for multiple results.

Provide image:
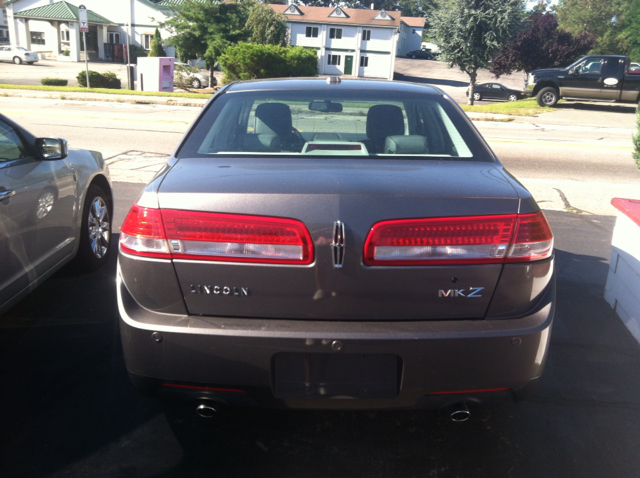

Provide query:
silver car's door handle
left=0, top=190, right=16, bottom=201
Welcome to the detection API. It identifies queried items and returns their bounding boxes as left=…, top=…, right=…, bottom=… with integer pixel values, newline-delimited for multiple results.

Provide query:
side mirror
left=36, top=138, right=68, bottom=160
left=568, top=67, right=576, bottom=75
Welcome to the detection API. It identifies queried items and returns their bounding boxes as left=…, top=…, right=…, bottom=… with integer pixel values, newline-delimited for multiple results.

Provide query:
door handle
left=0, top=190, right=16, bottom=201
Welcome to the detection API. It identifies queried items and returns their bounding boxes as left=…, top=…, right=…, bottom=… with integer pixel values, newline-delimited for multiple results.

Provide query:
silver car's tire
left=191, top=78, right=201, bottom=89
left=508, top=94, right=518, bottom=102
left=13, top=56, right=22, bottom=65
left=537, top=87, right=559, bottom=107
left=74, top=185, right=112, bottom=272
left=472, top=92, right=482, bottom=101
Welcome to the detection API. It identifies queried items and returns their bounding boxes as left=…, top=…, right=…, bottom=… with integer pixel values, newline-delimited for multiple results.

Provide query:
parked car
left=173, top=62, right=210, bottom=89
left=0, top=46, right=39, bottom=64
left=526, top=55, right=640, bottom=107
left=118, top=78, right=555, bottom=433
left=466, top=83, right=525, bottom=102
left=406, top=49, right=434, bottom=60
left=0, top=114, right=112, bottom=316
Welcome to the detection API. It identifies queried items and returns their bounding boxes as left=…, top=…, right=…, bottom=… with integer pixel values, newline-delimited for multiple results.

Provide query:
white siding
left=325, top=25, right=357, bottom=50
left=359, top=52, right=391, bottom=78
left=361, top=27, right=393, bottom=53
left=290, top=23, right=322, bottom=48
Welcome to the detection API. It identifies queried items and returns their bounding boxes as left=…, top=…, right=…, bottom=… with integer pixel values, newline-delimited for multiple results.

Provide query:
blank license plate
left=274, top=353, right=400, bottom=399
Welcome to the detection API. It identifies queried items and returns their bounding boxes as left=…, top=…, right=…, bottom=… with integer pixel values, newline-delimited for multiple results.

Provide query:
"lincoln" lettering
left=190, top=285, right=250, bottom=296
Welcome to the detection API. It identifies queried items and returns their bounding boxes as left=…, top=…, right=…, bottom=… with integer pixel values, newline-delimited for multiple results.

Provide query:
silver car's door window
left=0, top=121, right=76, bottom=310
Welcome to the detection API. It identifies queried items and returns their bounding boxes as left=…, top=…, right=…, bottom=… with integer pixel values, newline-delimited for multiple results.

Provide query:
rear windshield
left=177, top=88, right=494, bottom=161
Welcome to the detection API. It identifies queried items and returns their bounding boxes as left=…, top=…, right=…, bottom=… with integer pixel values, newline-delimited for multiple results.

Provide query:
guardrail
left=605, top=198, right=640, bottom=342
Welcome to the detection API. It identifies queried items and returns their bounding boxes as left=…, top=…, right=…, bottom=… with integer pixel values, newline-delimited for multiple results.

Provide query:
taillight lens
left=364, top=212, right=552, bottom=266
left=120, top=205, right=169, bottom=257
left=120, top=205, right=313, bottom=265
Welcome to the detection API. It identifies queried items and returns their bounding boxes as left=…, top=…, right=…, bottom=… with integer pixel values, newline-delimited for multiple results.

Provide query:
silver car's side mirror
left=36, top=138, right=68, bottom=160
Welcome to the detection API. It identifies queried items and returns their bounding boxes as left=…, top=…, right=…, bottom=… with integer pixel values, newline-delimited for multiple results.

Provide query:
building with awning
left=5, top=0, right=182, bottom=62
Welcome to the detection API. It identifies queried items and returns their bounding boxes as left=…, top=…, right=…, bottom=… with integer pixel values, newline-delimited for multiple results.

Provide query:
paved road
left=1, top=182, right=639, bottom=477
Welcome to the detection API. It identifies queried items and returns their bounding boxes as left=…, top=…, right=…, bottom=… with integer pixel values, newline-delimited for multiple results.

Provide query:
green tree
left=148, top=28, right=166, bottom=57
left=220, top=43, right=318, bottom=82
left=556, top=0, right=628, bottom=54
left=246, top=2, right=288, bottom=46
left=618, top=0, right=640, bottom=61
left=163, top=0, right=250, bottom=86
left=430, top=0, right=524, bottom=105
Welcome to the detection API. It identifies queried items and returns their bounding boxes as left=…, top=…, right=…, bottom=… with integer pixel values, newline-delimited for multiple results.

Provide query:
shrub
left=148, top=28, right=166, bottom=57
left=62, top=49, right=70, bottom=56
left=76, top=70, right=121, bottom=89
left=220, top=43, right=317, bottom=83
left=634, top=106, right=640, bottom=170
left=41, top=78, right=68, bottom=86
left=101, top=71, right=122, bottom=89
left=128, top=44, right=148, bottom=63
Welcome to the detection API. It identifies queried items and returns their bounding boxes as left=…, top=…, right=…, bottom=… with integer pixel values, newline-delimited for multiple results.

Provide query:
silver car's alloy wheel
left=36, top=191, right=55, bottom=219
left=192, top=78, right=201, bottom=88
left=13, top=56, right=22, bottom=65
left=87, top=196, right=110, bottom=259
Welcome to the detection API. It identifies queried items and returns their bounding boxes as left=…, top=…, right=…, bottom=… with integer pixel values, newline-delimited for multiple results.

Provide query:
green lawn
left=460, top=98, right=549, bottom=116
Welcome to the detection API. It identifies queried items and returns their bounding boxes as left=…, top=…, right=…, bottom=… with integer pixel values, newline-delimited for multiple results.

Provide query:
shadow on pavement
left=553, top=102, right=637, bottom=114
left=394, top=72, right=468, bottom=88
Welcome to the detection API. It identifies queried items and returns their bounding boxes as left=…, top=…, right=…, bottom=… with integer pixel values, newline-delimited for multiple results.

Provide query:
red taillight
left=120, top=204, right=169, bottom=258
left=119, top=205, right=314, bottom=265
left=363, top=212, right=552, bottom=266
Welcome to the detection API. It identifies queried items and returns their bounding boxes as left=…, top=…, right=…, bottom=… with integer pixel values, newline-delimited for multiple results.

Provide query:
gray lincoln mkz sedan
left=118, top=78, right=555, bottom=426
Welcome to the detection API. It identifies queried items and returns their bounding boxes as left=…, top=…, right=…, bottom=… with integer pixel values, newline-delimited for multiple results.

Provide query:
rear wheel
left=74, top=185, right=112, bottom=272
left=411, top=54, right=416, bottom=59
left=191, top=78, right=201, bottom=89
left=508, top=94, right=518, bottom=102
left=26, top=62, right=34, bottom=65
left=13, top=56, right=22, bottom=65
left=537, top=87, right=559, bottom=107
left=472, top=92, right=482, bottom=101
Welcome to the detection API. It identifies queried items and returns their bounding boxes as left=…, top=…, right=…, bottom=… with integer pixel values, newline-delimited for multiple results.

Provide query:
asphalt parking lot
left=1, top=181, right=640, bottom=478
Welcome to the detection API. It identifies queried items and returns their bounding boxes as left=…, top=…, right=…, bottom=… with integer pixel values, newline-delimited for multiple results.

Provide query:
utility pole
left=79, top=4, right=90, bottom=88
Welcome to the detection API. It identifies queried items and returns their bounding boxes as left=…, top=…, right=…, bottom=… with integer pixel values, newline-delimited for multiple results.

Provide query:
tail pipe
left=196, top=403, right=217, bottom=418
left=450, top=403, right=470, bottom=422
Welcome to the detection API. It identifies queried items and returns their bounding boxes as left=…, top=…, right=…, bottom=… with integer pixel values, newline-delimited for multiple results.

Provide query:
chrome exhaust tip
left=196, top=403, right=217, bottom=418
left=450, top=403, right=470, bottom=422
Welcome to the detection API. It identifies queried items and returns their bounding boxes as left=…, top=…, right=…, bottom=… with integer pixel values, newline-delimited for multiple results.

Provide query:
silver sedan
left=0, top=114, right=112, bottom=315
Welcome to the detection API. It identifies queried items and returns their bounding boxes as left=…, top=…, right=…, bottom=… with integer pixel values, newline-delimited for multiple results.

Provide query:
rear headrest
left=366, top=105, right=404, bottom=140
left=383, top=135, right=427, bottom=154
left=255, top=103, right=292, bottom=136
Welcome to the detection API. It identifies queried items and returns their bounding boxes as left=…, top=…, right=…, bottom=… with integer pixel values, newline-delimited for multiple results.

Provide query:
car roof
left=224, top=77, right=444, bottom=95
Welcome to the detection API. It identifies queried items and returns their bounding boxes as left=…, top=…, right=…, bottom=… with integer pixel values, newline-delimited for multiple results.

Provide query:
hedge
left=41, top=78, right=68, bottom=86
left=219, top=43, right=317, bottom=82
left=76, top=70, right=121, bottom=89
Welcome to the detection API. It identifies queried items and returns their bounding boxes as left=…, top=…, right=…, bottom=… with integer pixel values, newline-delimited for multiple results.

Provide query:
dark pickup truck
left=525, top=55, right=640, bottom=107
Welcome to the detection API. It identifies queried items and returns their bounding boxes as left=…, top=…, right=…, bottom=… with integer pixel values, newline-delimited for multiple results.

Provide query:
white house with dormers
left=271, top=4, right=407, bottom=80
left=4, top=0, right=180, bottom=62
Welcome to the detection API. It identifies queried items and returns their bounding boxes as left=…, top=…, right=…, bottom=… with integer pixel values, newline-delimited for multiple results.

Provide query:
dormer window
left=373, top=9, right=394, bottom=20
left=329, top=7, right=349, bottom=18
left=284, top=5, right=303, bottom=15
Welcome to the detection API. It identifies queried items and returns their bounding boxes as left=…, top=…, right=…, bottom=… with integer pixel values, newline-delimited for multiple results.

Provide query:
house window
left=329, top=28, right=342, bottom=39
left=327, top=54, right=341, bottom=66
left=142, top=34, right=152, bottom=50
left=362, top=30, right=371, bottom=41
left=108, top=32, right=120, bottom=44
left=30, top=32, right=45, bottom=45
left=305, top=26, right=318, bottom=38
left=61, top=30, right=70, bottom=42
left=360, top=56, right=369, bottom=67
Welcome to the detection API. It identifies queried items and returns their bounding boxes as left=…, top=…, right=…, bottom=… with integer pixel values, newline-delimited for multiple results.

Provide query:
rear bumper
left=118, top=273, right=554, bottom=410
